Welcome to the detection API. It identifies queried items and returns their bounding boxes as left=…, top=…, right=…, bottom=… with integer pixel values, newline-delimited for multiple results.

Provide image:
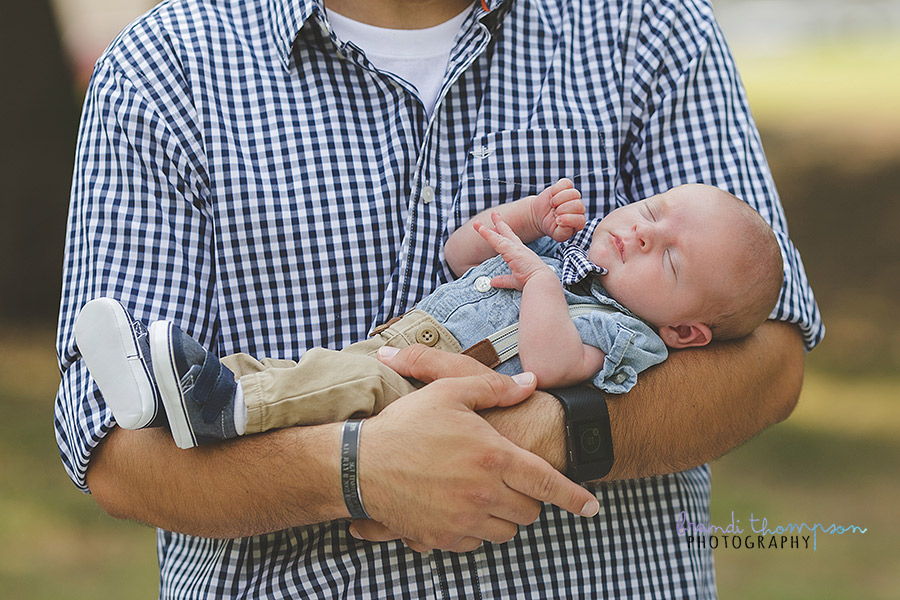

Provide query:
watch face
left=574, top=421, right=613, bottom=463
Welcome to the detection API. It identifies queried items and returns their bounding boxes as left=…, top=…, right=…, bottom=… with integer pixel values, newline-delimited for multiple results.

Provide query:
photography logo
left=676, top=511, right=867, bottom=551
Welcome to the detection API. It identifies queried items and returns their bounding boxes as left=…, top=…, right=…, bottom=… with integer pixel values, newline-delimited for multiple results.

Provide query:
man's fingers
left=434, top=370, right=538, bottom=412
left=489, top=488, right=544, bottom=527
left=467, top=517, right=520, bottom=545
left=349, top=520, right=504, bottom=553
left=377, top=344, right=494, bottom=382
left=402, top=538, right=434, bottom=553
left=502, top=447, right=600, bottom=519
left=377, top=345, right=538, bottom=411
left=407, top=537, right=482, bottom=554
left=445, top=538, right=484, bottom=553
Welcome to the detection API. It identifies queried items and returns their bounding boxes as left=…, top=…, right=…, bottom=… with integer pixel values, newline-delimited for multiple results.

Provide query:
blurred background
left=0, top=0, right=897, bottom=598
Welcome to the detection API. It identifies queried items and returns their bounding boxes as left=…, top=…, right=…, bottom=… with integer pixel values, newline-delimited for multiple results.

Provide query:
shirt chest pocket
left=449, top=128, right=615, bottom=234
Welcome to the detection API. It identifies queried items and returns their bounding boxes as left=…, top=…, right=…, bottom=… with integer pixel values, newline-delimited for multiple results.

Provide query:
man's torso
left=69, top=0, right=730, bottom=596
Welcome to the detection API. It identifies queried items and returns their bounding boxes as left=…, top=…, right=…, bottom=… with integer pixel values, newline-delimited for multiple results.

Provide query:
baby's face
left=588, top=185, right=740, bottom=328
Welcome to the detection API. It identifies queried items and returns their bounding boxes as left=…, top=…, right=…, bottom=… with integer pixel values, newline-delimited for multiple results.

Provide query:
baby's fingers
left=547, top=178, right=576, bottom=197
left=474, top=219, right=511, bottom=256
left=555, top=213, right=587, bottom=231
left=474, top=219, right=498, bottom=241
left=489, top=212, right=524, bottom=243
left=550, top=187, right=583, bottom=209
left=490, top=274, right=522, bottom=290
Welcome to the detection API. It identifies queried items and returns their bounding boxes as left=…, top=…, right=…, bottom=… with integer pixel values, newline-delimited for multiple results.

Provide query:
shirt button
left=421, top=186, right=435, bottom=204
left=614, top=373, right=627, bottom=384
left=474, top=276, right=492, bottom=293
left=416, top=327, right=439, bottom=346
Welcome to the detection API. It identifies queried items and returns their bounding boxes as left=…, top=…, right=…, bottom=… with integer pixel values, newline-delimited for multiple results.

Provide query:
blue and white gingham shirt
left=56, top=0, right=823, bottom=597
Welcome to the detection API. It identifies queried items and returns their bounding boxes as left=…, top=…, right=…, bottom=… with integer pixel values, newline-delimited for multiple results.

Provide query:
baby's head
left=587, top=184, right=783, bottom=348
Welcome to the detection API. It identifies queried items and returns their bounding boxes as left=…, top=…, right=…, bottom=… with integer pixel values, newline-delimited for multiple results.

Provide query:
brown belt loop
left=369, top=314, right=404, bottom=336
left=461, top=338, right=501, bottom=369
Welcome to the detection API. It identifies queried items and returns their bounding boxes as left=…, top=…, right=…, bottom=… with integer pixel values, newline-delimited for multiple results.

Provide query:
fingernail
left=581, top=499, right=600, bottom=517
left=378, top=346, right=399, bottom=358
left=348, top=525, right=363, bottom=540
left=512, top=372, right=535, bottom=386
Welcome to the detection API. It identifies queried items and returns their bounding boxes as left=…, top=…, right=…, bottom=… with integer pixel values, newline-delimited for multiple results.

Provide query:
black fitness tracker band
left=547, top=385, right=614, bottom=483
left=340, top=419, right=371, bottom=520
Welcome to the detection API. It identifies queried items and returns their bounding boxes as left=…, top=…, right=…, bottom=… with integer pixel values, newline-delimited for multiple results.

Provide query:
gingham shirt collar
left=268, top=0, right=317, bottom=68
left=269, top=0, right=513, bottom=69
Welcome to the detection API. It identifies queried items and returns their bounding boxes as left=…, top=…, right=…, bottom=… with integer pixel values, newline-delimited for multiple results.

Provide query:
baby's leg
left=229, top=310, right=462, bottom=434
left=234, top=349, right=418, bottom=433
left=219, top=353, right=299, bottom=377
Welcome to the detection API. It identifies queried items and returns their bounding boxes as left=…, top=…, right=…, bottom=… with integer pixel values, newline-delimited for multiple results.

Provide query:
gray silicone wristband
left=340, top=419, right=371, bottom=520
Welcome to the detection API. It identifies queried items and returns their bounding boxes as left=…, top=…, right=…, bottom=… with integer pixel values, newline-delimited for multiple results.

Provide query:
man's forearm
left=483, top=320, right=806, bottom=480
left=88, top=368, right=600, bottom=547
left=87, top=423, right=348, bottom=538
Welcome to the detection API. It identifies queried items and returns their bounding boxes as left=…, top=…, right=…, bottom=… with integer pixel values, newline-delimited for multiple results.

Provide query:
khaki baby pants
left=220, top=310, right=463, bottom=434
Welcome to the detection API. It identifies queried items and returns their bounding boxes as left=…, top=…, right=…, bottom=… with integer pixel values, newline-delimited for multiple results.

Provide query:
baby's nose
left=632, top=224, right=652, bottom=251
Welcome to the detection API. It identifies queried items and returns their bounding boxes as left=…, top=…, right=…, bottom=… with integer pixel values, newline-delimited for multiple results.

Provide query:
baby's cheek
left=600, top=273, right=624, bottom=299
left=606, top=276, right=642, bottom=309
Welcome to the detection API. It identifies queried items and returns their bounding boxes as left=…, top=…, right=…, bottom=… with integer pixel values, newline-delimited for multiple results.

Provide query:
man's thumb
left=440, top=370, right=538, bottom=412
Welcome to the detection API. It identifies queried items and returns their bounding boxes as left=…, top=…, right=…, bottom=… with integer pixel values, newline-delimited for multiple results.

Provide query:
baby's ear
left=659, top=323, right=712, bottom=349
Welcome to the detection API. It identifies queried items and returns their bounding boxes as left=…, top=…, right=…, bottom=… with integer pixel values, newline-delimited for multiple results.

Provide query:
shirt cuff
left=589, top=323, right=641, bottom=394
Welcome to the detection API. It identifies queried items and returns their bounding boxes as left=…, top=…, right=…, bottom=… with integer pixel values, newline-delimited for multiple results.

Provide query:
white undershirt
left=325, top=7, right=470, bottom=118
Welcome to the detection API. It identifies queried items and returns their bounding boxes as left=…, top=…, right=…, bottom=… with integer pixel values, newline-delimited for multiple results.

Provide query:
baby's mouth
left=611, top=233, right=625, bottom=262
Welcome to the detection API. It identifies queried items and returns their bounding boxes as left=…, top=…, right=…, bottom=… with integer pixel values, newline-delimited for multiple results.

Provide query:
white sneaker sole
left=74, top=298, right=159, bottom=429
left=149, top=321, right=198, bottom=449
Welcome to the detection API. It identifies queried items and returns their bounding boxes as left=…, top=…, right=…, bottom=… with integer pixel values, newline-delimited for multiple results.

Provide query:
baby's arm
left=444, top=178, right=585, bottom=278
left=475, top=213, right=606, bottom=388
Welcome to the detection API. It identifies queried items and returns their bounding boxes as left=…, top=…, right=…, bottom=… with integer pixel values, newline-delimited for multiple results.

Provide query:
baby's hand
left=531, top=178, right=586, bottom=242
left=474, top=212, right=555, bottom=291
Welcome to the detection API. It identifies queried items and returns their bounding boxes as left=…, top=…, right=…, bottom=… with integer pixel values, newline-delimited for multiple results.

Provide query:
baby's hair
left=702, top=189, right=783, bottom=341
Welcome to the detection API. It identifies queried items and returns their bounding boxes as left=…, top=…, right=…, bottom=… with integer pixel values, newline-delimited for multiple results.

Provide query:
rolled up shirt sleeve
left=574, top=309, right=668, bottom=394
left=55, top=59, right=215, bottom=492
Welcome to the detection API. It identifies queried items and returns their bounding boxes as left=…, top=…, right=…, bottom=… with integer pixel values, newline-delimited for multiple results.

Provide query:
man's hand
left=529, top=178, right=586, bottom=242
left=351, top=345, right=599, bottom=553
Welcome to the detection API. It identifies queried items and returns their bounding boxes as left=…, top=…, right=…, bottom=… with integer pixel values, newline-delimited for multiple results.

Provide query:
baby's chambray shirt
left=417, top=239, right=667, bottom=394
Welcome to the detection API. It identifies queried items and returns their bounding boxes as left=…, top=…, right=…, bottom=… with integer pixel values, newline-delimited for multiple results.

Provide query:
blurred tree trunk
left=0, top=0, right=78, bottom=322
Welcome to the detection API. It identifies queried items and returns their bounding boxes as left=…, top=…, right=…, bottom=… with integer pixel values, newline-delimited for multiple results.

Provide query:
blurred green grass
left=0, top=325, right=158, bottom=599
left=711, top=373, right=900, bottom=600
left=2, top=33, right=897, bottom=600
left=737, top=36, right=900, bottom=136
